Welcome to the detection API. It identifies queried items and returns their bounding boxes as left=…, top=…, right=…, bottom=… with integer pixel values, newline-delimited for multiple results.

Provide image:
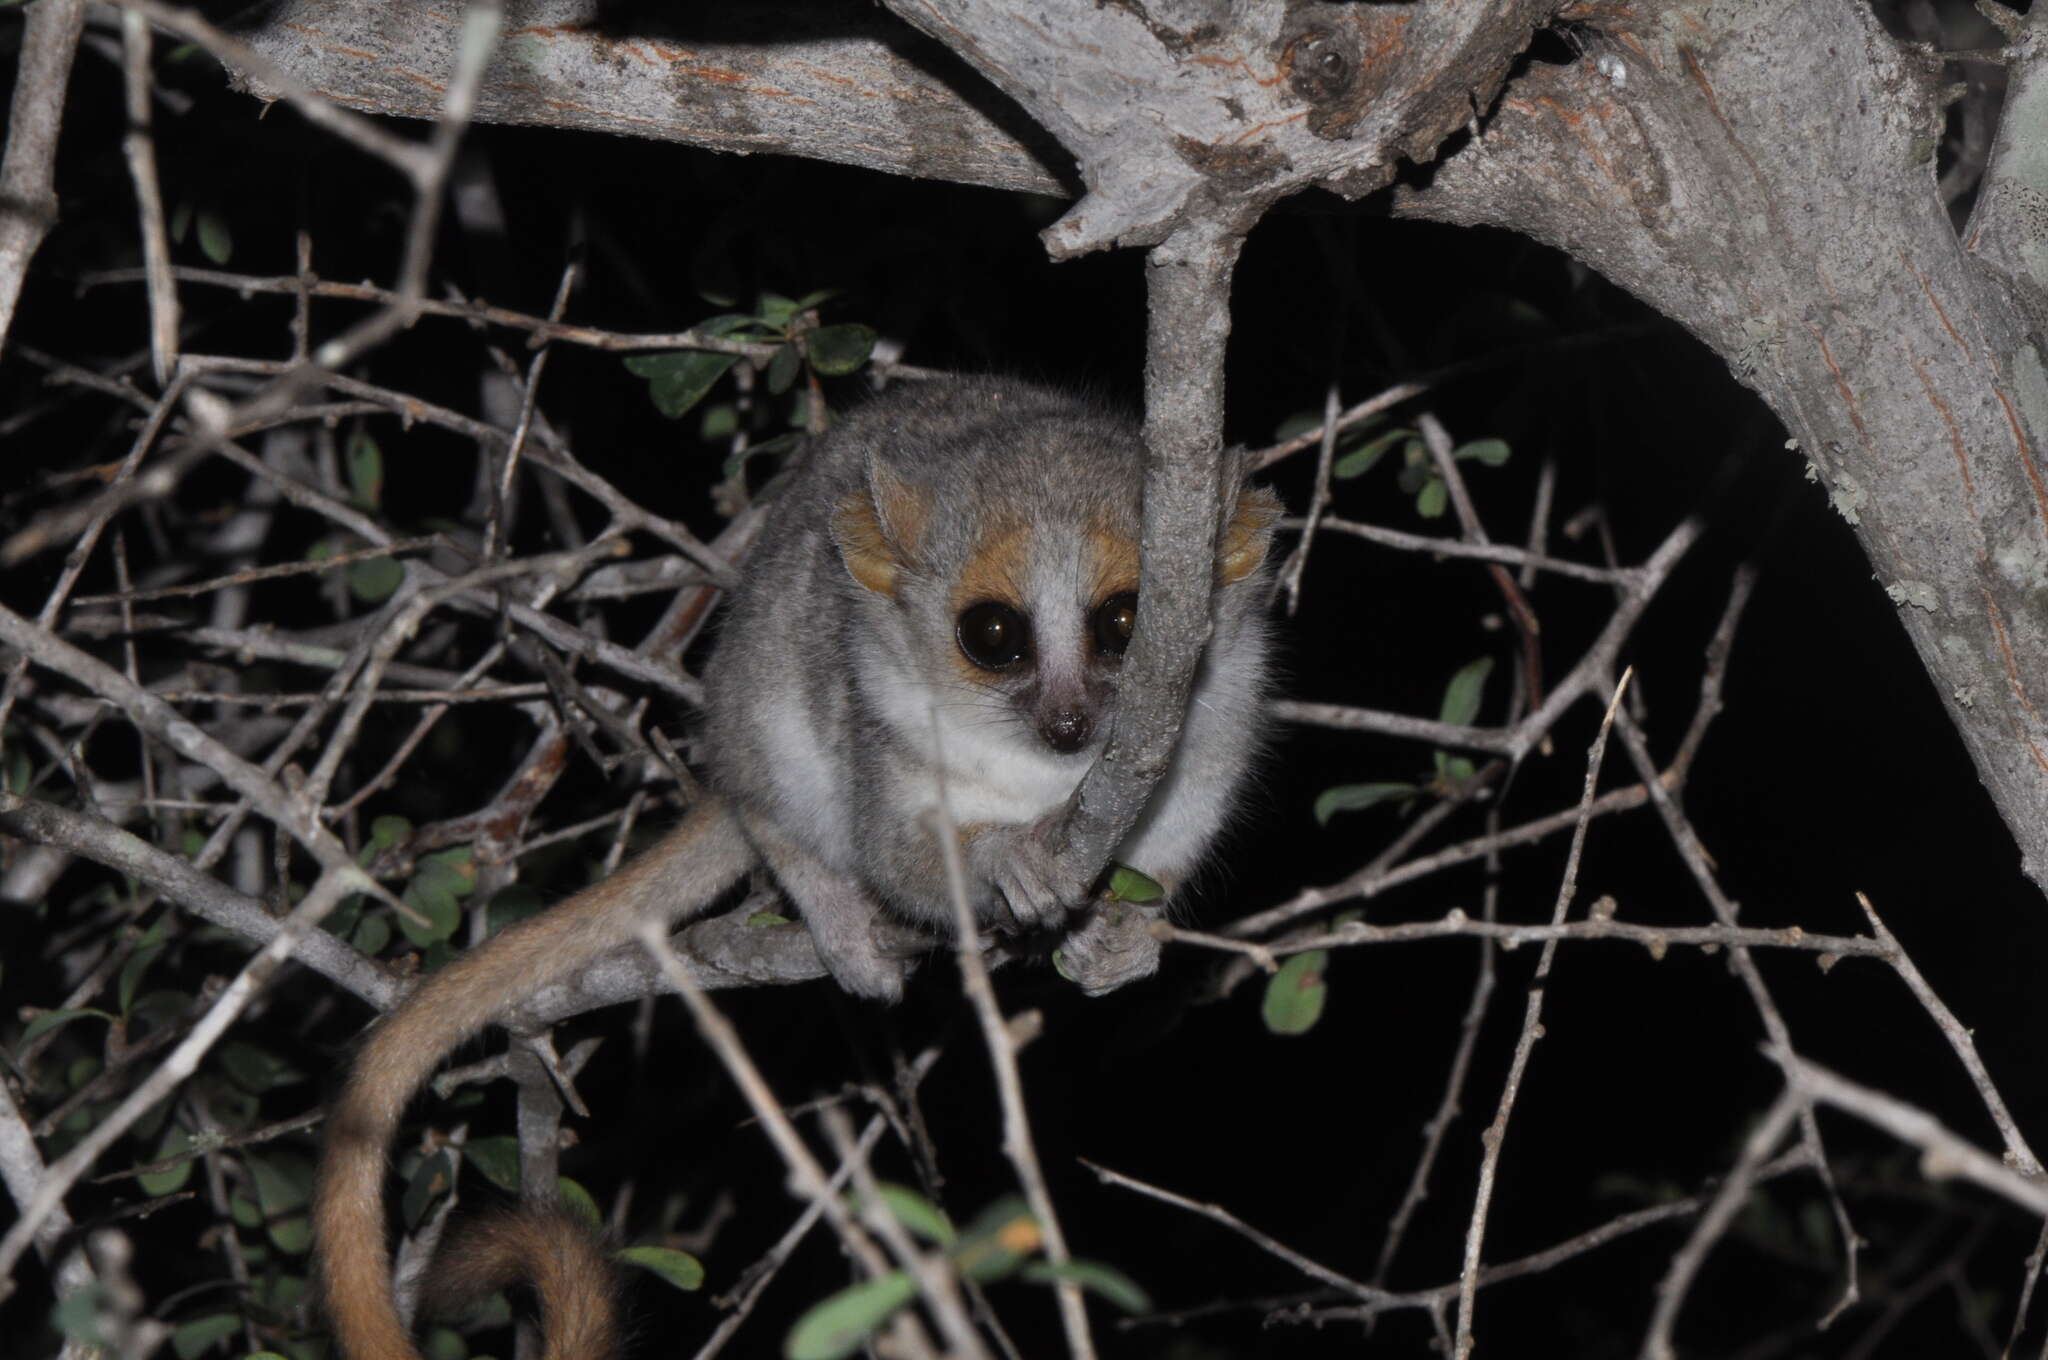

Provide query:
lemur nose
left=1040, top=709, right=1092, bottom=754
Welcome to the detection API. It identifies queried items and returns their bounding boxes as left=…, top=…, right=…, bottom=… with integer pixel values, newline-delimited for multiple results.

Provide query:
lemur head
left=830, top=394, right=1278, bottom=757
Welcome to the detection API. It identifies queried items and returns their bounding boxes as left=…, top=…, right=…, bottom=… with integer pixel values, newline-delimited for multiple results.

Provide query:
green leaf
left=558, top=1176, right=603, bottom=1231
left=1438, top=656, right=1495, bottom=728
left=784, top=1272, right=917, bottom=1360
left=617, top=1244, right=705, bottom=1291
left=766, top=342, right=801, bottom=395
left=397, top=879, right=459, bottom=947
left=745, top=912, right=793, bottom=927
left=172, top=1312, right=242, bottom=1359
left=1395, top=447, right=1432, bottom=493
left=371, top=815, right=412, bottom=851
left=218, top=1040, right=306, bottom=1093
left=138, top=1125, right=197, bottom=1197
left=401, top=1150, right=455, bottom=1230
left=17, top=1007, right=114, bottom=1050
left=1021, top=1259, right=1150, bottom=1313
left=791, top=288, right=840, bottom=313
left=351, top=913, right=391, bottom=957
left=1104, top=864, right=1164, bottom=903
left=196, top=207, right=233, bottom=266
left=5, top=744, right=31, bottom=793
left=1333, top=427, right=1413, bottom=480
left=421, top=1327, right=467, bottom=1360
left=1261, top=950, right=1329, bottom=1035
left=346, top=431, right=383, bottom=508
left=51, top=1284, right=110, bottom=1344
left=1416, top=478, right=1449, bottom=518
left=118, top=919, right=168, bottom=1015
left=484, top=884, right=543, bottom=935
left=1440, top=754, right=1477, bottom=784
left=245, top=1151, right=315, bottom=1255
left=699, top=401, right=739, bottom=440
left=721, top=430, right=803, bottom=480
left=756, top=292, right=801, bottom=330
left=1313, top=782, right=1417, bottom=826
left=170, top=200, right=193, bottom=243
left=1453, top=437, right=1511, bottom=467
left=953, top=1197, right=1039, bottom=1282
left=348, top=557, right=404, bottom=604
left=803, top=324, right=876, bottom=377
left=859, top=1183, right=955, bottom=1246
left=624, top=350, right=738, bottom=419
left=462, top=1136, right=521, bottom=1193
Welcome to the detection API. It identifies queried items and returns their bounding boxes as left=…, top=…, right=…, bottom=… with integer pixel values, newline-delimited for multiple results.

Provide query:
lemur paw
left=976, top=818, right=1088, bottom=931
left=1057, top=901, right=1165, bottom=996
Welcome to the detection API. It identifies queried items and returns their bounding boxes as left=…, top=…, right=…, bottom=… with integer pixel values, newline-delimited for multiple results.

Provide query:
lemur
left=314, top=376, right=1279, bottom=1360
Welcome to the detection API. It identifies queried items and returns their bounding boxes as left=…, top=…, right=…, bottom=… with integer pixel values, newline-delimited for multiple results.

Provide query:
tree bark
left=222, top=0, right=2048, bottom=903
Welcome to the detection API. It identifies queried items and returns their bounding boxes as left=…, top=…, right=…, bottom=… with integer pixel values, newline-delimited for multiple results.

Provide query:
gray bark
left=226, top=0, right=2048, bottom=903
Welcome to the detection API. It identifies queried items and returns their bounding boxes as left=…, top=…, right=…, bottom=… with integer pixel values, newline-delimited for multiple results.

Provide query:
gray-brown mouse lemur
left=315, top=376, right=1281, bottom=1360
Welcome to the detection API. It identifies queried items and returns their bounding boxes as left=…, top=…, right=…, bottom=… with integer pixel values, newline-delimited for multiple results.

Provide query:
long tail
left=315, top=797, right=755, bottom=1360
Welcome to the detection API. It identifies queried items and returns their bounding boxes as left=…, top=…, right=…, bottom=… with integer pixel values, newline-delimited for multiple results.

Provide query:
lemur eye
left=1093, top=592, right=1138, bottom=657
left=957, top=602, right=1031, bottom=670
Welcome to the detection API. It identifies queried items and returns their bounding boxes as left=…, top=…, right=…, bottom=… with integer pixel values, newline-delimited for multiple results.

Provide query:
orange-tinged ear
left=1219, top=483, right=1281, bottom=584
left=832, top=457, right=931, bottom=596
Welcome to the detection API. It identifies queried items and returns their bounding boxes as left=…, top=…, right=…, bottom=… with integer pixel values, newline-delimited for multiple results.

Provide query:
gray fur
left=704, top=377, right=1274, bottom=1000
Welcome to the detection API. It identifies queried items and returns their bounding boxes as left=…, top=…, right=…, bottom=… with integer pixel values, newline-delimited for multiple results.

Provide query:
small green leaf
left=1395, top=447, right=1431, bottom=493
left=1104, top=864, right=1164, bottom=903
left=1440, top=754, right=1477, bottom=784
left=346, top=431, right=383, bottom=508
left=138, top=1126, right=197, bottom=1197
left=462, top=1137, right=521, bottom=1193
left=170, top=200, right=193, bottom=243
left=401, top=1150, right=454, bottom=1230
left=1454, top=437, right=1511, bottom=467
left=351, top=913, right=391, bottom=957
left=17, top=1007, right=114, bottom=1050
left=484, top=884, right=542, bottom=935
left=1313, top=782, right=1417, bottom=826
left=420, top=1326, right=467, bottom=1360
left=624, top=350, right=739, bottom=419
left=348, top=557, right=404, bottom=604
left=756, top=292, right=801, bottom=330
left=245, top=1151, right=315, bottom=1255
left=1050, top=949, right=1075, bottom=984
left=397, top=877, right=460, bottom=947
left=1438, top=656, right=1495, bottom=728
left=1261, top=950, right=1329, bottom=1035
left=766, top=342, right=801, bottom=395
left=803, top=324, right=876, bottom=377
left=558, top=1176, right=603, bottom=1231
left=51, top=1284, right=110, bottom=1344
left=745, top=912, right=793, bottom=927
left=859, top=1183, right=955, bottom=1246
left=5, top=745, right=31, bottom=793
left=218, top=1040, right=306, bottom=1093
left=1416, top=478, right=1449, bottom=518
left=1333, top=427, right=1413, bottom=480
left=721, top=430, right=803, bottom=480
left=953, top=1197, right=1039, bottom=1282
left=196, top=207, right=233, bottom=265
left=172, top=1312, right=242, bottom=1359
left=118, top=920, right=168, bottom=1015
left=784, top=1272, right=917, bottom=1360
left=699, top=402, right=739, bottom=440
left=371, top=815, right=412, bottom=850
left=617, top=1244, right=705, bottom=1291
left=1021, top=1259, right=1150, bottom=1313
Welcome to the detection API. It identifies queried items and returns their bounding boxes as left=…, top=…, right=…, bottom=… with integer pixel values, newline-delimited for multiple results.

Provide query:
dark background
left=2, top=9, right=2044, bottom=1356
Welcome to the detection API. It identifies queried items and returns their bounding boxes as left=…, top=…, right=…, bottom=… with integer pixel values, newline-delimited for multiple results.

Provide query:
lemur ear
left=1219, top=482, right=1282, bottom=584
left=832, top=456, right=932, bottom=596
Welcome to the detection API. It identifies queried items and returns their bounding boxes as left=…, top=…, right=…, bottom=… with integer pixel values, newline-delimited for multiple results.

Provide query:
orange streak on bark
left=1993, top=388, right=2048, bottom=530
left=1910, top=353, right=1976, bottom=503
